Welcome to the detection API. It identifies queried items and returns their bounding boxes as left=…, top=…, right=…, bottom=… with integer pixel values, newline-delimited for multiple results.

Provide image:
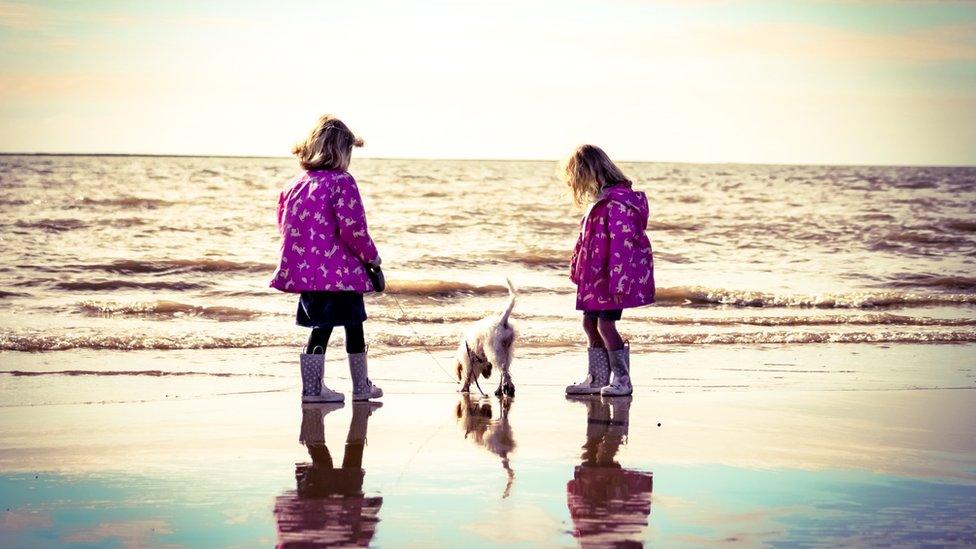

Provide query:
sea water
left=1, top=155, right=975, bottom=353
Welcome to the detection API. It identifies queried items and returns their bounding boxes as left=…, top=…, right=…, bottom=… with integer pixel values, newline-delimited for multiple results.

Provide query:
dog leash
left=388, top=293, right=461, bottom=386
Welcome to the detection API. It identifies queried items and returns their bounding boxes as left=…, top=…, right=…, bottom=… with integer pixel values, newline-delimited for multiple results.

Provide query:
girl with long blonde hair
left=563, top=145, right=655, bottom=397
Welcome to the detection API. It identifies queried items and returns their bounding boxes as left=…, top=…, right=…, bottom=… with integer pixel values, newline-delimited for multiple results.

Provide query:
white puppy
left=455, top=279, right=517, bottom=397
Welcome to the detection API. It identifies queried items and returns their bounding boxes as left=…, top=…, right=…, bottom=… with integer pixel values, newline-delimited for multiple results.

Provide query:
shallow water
left=2, top=155, right=976, bottom=353
left=1, top=344, right=974, bottom=547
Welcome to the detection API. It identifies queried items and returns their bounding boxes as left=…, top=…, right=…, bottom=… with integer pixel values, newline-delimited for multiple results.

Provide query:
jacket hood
left=599, top=184, right=649, bottom=231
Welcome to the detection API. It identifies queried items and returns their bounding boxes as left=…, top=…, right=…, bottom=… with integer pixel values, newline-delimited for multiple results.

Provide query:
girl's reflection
left=456, top=394, right=517, bottom=498
left=274, top=402, right=383, bottom=547
left=566, top=395, right=653, bottom=546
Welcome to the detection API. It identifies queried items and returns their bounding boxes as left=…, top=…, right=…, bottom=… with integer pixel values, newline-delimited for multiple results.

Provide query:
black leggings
left=306, top=323, right=366, bottom=354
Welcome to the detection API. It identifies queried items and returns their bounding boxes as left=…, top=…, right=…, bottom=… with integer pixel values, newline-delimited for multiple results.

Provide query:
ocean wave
left=79, top=196, right=174, bottom=208
left=879, top=230, right=968, bottom=246
left=55, top=280, right=207, bottom=291
left=886, top=274, right=976, bottom=292
left=653, top=286, right=976, bottom=308
left=0, top=332, right=299, bottom=352
left=375, top=311, right=975, bottom=327
left=372, top=311, right=490, bottom=323
left=387, top=279, right=509, bottom=297
left=4, top=329, right=975, bottom=352
left=375, top=330, right=976, bottom=347
left=104, top=217, right=150, bottom=227
left=0, top=289, right=30, bottom=299
left=0, top=369, right=275, bottom=378
left=14, top=218, right=87, bottom=232
left=647, top=220, right=702, bottom=231
left=87, top=258, right=273, bottom=275
left=77, top=300, right=264, bottom=321
left=645, top=313, right=976, bottom=327
left=504, top=250, right=568, bottom=269
left=945, top=219, right=976, bottom=233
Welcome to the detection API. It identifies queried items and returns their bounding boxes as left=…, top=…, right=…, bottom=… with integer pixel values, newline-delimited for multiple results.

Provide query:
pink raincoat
left=270, top=170, right=379, bottom=293
left=570, top=183, right=655, bottom=310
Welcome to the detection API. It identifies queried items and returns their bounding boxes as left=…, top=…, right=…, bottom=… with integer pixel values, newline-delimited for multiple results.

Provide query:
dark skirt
left=583, top=309, right=623, bottom=321
left=296, top=291, right=367, bottom=328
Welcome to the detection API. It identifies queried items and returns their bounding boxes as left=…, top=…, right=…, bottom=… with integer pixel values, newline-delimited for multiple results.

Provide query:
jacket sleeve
left=607, top=200, right=635, bottom=296
left=331, top=175, right=380, bottom=264
left=569, top=231, right=583, bottom=285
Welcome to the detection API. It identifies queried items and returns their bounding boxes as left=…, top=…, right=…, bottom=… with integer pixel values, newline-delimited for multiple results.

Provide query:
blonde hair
left=293, top=114, right=364, bottom=171
left=560, top=144, right=631, bottom=207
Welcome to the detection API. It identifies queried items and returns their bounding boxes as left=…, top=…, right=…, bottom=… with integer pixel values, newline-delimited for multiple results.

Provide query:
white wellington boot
left=600, top=344, right=633, bottom=397
left=349, top=347, right=383, bottom=401
left=299, top=346, right=345, bottom=403
left=566, top=347, right=611, bottom=395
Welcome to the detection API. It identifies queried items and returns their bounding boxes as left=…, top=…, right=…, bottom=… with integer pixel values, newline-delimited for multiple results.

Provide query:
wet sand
left=1, top=343, right=975, bottom=546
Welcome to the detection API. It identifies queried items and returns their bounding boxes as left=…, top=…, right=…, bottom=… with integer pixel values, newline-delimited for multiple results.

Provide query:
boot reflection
left=566, top=395, right=653, bottom=546
left=455, top=394, right=517, bottom=498
left=274, top=401, right=384, bottom=547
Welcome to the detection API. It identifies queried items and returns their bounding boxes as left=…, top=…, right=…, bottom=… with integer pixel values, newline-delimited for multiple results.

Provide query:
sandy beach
left=2, top=342, right=974, bottom=546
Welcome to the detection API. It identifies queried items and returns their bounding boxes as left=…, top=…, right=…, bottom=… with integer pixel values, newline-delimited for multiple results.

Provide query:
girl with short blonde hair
left=271, top=114, right=383, bottom=403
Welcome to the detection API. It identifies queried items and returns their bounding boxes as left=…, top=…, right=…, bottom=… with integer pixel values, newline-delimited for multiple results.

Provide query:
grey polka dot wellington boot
left=299, top=346, right=345, bottom=403
left=601, top=343, right=633, bottom=397
left=348, top=346, right=383, bottom=401
left=566, top=347, right=611, bottom=395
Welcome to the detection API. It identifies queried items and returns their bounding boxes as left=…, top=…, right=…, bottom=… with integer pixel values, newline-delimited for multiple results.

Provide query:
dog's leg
left=473, top=376, right=488, bottom=397
left=500, top=365, right=515, bottom=397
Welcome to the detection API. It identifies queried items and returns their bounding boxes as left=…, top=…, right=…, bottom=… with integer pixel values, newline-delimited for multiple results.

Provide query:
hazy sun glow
left=1, top=0, right=975, bottom=165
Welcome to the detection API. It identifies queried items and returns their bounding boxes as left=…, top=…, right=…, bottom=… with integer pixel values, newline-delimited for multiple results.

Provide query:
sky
left=1, top=0, right=975, bottom=165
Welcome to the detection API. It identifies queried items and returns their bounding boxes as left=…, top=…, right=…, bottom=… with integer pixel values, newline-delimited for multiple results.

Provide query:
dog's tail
left=499, top=277, right=516, bottom=326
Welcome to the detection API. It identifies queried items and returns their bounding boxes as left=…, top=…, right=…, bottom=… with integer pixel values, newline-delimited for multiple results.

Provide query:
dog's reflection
left=455, top=394, right=517, bottom=498
left=565, top=395, right=653, bottom=546
left=274, top=402, right=383, bottom=547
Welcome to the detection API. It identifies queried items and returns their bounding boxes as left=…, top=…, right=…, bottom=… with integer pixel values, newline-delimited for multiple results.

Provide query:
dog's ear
left=455, top=361, right=463, bottom=381
left=482, top=362, right=492, bottom=378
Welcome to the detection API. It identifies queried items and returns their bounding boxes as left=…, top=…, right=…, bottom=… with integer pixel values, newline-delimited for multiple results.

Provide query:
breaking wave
left=14, top=218, right=87, bottom=232
left=54, top=280, right=207, bottom=291
left=387, top=280, right=510, bottom=297
left=643, top=314, right=976, bottom=327
left=0, top=369, right=275, bottom=377
left=86, top=258, right=273, bottom=275
left=0, top=290, right=30, bottom=299
left=77, top=300, right=264, bottom=321
left=504, top=250, right=569, bottom=269
left=4, top=329, right=975, bottom=352
left=653, top=286, right=976, bottom=308
left=945, top=219, right=976, bottom=233
left=79, top=196, right=174, bottom=208
left=885, top=274, right=976, bottom=292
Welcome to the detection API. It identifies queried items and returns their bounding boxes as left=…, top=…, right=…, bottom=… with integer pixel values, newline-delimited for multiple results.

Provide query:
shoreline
left=3, top=152, right=975, bottom=170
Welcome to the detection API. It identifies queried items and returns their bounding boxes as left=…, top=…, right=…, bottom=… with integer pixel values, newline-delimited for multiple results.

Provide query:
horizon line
left=1, top=151, right=974, bottom=170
